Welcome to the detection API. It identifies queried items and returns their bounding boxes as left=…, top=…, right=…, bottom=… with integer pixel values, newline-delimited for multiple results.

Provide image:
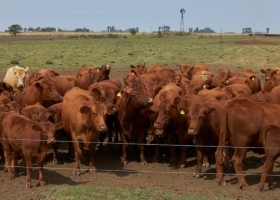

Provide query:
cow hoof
left=26, top=184, right=32, bottom=188
left=39, top=181, right=47, bottom=186
left=9, top=175, right=15, bottom=180
left=53, top=159, right=57, bottom=164
left=259, top=186, right=265, bottom=192
left=153, top=159, right=159, bottom=163
left=89, top=168, right=96, bottom=173
left=178, top=164, right=185, bottom=169
left=268, top=185, right=274, bottom=190
left=193, top=173, right=202, bottom=178
left=218, top=180, right=227, bottom=186
left=74, top=171, right=80, bottom=176
left=121, top=161, right=128, bottom=166
left=141, top=161, right=148, bottom=166
left=202, top=163, right=210, bottom=168
left=239, top=184, right=248, bottom=190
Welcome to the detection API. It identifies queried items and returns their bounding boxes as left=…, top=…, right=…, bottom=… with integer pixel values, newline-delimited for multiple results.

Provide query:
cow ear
left=143, top=62, right=145, bottom=67
left=91, top=88, right=101, bottom=100
left=32, top=125, right=42, bottom=132
left=260, top=69, right=265, bottom=74
left=55, top=122, right=64, bottom=130
left=3, top=104, right=10, bottom=112
left=130, top=65, right=135, bottom=69
left=190, top=66, right=194, bottom=70
left=205, top=107, right=216, bottom=115
left=79, top=106, right=91, bottom=114
left=177, top=107, right=188, bottom=115
left=35, top=82, right=43, bottom=90
left=124, top=87, right=133, bottom=94
left=130, top=70, right=136, bottom=76
left=249, top=75, right=256, bottom=81
left=173, top=96, right=181, bottom=105
left=159, top=93, right=165, bottom=101
left=25, top=66, right=29, bottom=72
left=106, top=104, right=118, bottom=115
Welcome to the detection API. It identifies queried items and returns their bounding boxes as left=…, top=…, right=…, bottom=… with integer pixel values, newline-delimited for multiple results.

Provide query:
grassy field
left=38, top=186, right=232, bottom=200
left=1, top=34, right=280, bottom=77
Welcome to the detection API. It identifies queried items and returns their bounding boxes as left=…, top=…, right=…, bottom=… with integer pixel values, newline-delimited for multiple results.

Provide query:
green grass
left=39, top=186, right=232, bottom=200
left=1, top=35, right=280, bottom=77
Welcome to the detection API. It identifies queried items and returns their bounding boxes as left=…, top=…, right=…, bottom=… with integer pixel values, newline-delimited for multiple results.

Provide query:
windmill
left=180, top=8, right=185, bottom=32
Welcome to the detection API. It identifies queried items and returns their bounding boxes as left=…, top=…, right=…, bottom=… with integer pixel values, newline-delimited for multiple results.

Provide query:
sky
left=0, top=0, right=279, bottom=33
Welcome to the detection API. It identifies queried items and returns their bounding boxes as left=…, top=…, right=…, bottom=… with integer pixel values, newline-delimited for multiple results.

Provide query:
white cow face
left=13, top=66, right=29, bottom=88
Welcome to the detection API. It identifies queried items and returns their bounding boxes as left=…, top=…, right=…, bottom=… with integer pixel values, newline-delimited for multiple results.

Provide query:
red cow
left=2, top=113, right=64, bottom=188
left=61, top=87, right=117, bottom=175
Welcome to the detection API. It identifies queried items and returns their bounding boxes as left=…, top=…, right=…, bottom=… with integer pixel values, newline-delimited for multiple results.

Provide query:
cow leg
left=12, top=151, right=20, bottom=177
left=215, top=147, right=226, bottom=186
left=153, top=136, right=160, bottom=162
left=259, top=159, right=275, bottom=192
left=177, top=132, right=187, bottom=168
left=38, top=162, right=47, bottom=186
left=202, top=155, right=210, bottom=168
left=4, top=149, right=14, bottom=179
left=97, top=132, right=106, bottom=156
left=194, top=148, right=204, bottom=178
left=120, top=133, right=129, bottom=165
left=23, top=154, right=33, bottom=188
left=52, top=143, right=59, bottom=164
left=231, top=148, right=248, bottom=189
left=88, top=143, right=97, bottom=173
left=72, top=140, right=82, bottom=176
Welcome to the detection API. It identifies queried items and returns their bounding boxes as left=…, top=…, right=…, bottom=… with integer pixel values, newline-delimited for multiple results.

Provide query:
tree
left=8, top=24, right=22, bottom=36
left=266, top=28, right=270, bottom=34
left=130, top=28, right=138, bottom=35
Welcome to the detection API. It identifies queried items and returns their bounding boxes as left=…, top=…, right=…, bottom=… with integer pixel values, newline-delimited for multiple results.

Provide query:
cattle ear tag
left=251, top=77, right=255, bottom=80
left=203, top=84, right=206, bottom=89
left=113, top=107, right=116, bottom=110
left=117, top=92, right=122, bottom=97
left=226, top=80, right=229, bottom=83
left=180, top=110, right=185, bottom=115
left=131, top=71, right=135, bottom=75
left=277, top=71, right=279, bottom=73
left=97, top=68, right=100, bottom=72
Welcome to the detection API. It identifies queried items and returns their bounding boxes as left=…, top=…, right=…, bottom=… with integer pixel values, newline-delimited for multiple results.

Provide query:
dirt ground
left=0, top=64, right=279, bottom=200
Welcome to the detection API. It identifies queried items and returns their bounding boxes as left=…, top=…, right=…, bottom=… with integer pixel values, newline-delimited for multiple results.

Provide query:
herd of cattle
left=0, top=63, right=280, bottom=191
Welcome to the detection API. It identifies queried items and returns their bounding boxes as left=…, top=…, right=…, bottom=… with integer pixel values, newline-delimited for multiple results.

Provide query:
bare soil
left=0, top=65, right=279, bottom=200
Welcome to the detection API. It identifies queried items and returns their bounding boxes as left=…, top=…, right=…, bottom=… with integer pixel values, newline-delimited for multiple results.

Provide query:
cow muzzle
left=55, top=95, right=63, bottom=102
left=17, top=83, right=24, bottom=88
left=99, top=125, right=108, bottom=132
left=47, top=138, right=56, bottom=144
left=155, top=129, right=164, bottom=136
left=188, top=128, right=197, bottom=135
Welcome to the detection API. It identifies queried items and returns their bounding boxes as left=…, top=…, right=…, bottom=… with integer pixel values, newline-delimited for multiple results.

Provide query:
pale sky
left=0, top=0, right=278, bottom=33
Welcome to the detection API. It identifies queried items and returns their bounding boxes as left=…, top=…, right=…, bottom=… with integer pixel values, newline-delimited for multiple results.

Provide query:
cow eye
left=101, top=97, right=106, bottom=102
left=46, top=88, right=50, bottom=92
left=165, top=111, right=170, bottom=114
left=92, top=112, right=97, bottom=116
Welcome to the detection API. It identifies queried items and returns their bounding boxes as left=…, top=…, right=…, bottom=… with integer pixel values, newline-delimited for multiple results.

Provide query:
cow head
left=120, top=87, right=153, bottom=109
left=177, top=103, right=216, bottom=135
left=260, top=68, right=279, bottom=82
left=79, top=101, right=109, bottom=133
left=32, top=121, right=64, bottom=144
left=13, top=66, right=29, bottom=89
left=0, top=81, right=14, bottom=93
left=35, top=78, right=63, bottom=103
left=97, top=64, right=111, bottom=76
left=179, top=65, right=194, bottom=79
left=153, top=93, right=177, bottom=136
left=88, top=69, right=108, bottom=84
left=130, top=62, right=146, bottom=76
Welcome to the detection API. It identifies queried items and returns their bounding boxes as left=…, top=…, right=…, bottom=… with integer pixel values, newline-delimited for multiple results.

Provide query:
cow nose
left=188, top=128, right=197, bottom=135
left=147, top=98, right=153, bottom=103
left=154, top=123, right=159, bottom=128
left=18, top=83, right=24, bottom=88
left=99, top=125, right=108, bottom=132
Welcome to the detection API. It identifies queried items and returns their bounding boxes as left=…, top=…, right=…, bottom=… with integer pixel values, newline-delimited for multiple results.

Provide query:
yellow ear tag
left=97, top=68, right=100, bottom=72
left=117, top=92, right=122, bottom=97
left=131, top=72, right=135, bottom=75
left=277, top=71, right=279, bottom=73
left=203, top=84, right=206, bottom=89
left=180, top=110, right=185, bottom=115
left=251, top=77, right=255, bottom=80
left=226, top=80, right=229, bottom=83
left=113, top=107, right=116, bottom=110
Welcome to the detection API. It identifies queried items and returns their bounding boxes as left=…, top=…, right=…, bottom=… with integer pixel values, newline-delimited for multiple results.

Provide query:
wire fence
left=1, top=137, right=280, bottom=179
left=0, top=137, right=278, bottom=150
